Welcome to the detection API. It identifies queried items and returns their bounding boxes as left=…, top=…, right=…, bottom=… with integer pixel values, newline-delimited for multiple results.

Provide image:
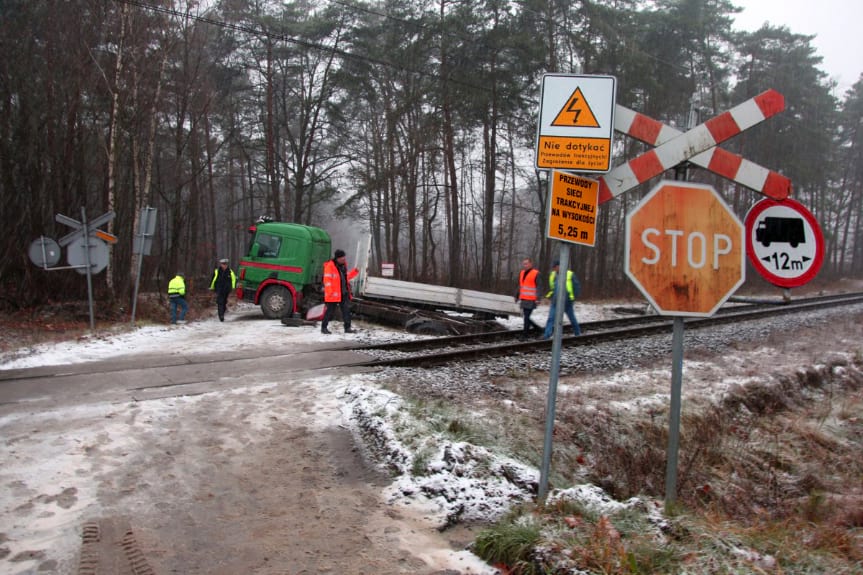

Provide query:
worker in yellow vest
left=209, top=258, right=237, bottom=322
left=543, top=261, right=581, bottom=338
left=168, top=272, right=188, bottom=325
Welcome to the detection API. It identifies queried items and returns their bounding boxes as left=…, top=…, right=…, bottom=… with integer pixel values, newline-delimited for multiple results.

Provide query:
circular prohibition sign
left=744, top=197, right=824, bottom=288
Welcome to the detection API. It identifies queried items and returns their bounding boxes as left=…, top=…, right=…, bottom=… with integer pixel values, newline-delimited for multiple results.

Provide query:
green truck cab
left=236, top=220, right=332, bottom=318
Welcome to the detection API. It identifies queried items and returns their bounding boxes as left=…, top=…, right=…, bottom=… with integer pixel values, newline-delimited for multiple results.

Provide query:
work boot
left=321, top=328, right=332, bottom=334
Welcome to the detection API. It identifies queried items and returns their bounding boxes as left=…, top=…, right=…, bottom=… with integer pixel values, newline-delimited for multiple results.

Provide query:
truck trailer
left=236, top=220, right=520, bottom=333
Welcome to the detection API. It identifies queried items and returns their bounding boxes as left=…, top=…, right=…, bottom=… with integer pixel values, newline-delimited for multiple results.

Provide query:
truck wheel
left=261, top=286, right=293, bottom=319
left=405, top=318, right=450, bottom=336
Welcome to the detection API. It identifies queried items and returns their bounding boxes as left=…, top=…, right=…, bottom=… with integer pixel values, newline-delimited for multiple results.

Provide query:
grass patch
left=368, top=318, right=863, bottom=573
left=473, top=508, right=543, bottom=574
left=410, top=447, right=433, bottom=476
left=469, top=353, right=863, bottom=573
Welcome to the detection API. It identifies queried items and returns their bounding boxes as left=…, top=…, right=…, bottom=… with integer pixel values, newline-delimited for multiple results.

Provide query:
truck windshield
left=256, top=233, right=282, bottom=258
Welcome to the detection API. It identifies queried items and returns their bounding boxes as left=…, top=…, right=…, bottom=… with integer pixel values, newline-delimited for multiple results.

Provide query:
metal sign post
left=665, top=316, right=685, bottom=505
left=81, top=209, right=95, bottom=329
left=538, top=240, right=570, bottom=502
left=535, top=74, right=614, bottom=503
left=131, top=207, right=158, bottom=325
left=538, top=172, right=600, bottom=501
left=29, top=208, right=116, bottom=331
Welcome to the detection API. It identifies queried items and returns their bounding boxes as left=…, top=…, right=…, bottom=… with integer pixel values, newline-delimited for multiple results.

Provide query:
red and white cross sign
left=613, top=104, right=791, bottom=201
left=598, top=90, right=785, bottom=204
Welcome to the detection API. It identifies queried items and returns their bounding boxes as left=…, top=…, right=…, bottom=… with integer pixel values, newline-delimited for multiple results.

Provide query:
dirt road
left=0, top=344, right=494, bottom=574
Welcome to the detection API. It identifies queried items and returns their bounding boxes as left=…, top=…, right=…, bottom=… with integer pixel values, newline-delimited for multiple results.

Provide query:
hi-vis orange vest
left=323, top=260, right=359, bottom=302
left=519, top=268, right=539, bottom=301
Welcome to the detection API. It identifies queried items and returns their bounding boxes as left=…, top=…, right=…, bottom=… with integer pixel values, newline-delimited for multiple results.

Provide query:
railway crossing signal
left=598, top=90, right=785, bottom=204
left=612, top=93, right=785, bottom=508
left=55, top=210, right=116, bottom=275
left=537, top=83, right=794, bottom=507
left=29, top=208, right=117, bottom=330
left=613, top=104, right=791, bottom=201
left=56, top=210, right=117, bottom=247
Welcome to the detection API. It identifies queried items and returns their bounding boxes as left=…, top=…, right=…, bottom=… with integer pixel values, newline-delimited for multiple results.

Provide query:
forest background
left=2, top=0, right=862, bottom=311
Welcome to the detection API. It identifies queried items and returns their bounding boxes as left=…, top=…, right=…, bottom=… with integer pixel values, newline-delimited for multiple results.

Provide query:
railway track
left=347, top=292, right=863, bottom=368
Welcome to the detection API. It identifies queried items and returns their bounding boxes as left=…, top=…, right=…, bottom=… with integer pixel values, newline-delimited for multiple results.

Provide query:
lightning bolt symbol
left=566, top=98, right=581, bottom=122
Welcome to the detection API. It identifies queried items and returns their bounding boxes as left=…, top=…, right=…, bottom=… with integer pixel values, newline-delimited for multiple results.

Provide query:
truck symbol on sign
left=756, top=217, right=805, bottom=248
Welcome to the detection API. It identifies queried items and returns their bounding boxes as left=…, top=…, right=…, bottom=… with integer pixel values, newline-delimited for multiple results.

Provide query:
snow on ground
left=0, top=302, right=402, bottom=369
left=0, top=300, right=633, bottom=574
left=0, top=300, right=616, bottom=370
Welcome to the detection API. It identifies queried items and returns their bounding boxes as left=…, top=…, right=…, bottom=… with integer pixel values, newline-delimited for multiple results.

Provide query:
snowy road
left=0, top=309, right=501, bottom=575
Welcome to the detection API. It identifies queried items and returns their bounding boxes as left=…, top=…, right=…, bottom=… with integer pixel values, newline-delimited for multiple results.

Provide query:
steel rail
left=345, top=293, right=863, bottom=369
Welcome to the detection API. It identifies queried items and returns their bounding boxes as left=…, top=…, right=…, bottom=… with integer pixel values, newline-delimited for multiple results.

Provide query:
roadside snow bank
left=341, top=383, right=538, bottom=527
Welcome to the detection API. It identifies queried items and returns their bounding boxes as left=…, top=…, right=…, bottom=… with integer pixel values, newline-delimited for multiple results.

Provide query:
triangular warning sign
left=552, top=87, right=600, bottom=128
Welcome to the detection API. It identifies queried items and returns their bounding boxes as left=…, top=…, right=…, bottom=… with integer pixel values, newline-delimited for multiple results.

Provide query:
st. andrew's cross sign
left=598, top=90, right=787, bottom=204
left=612, top=102, right=791, bottom=202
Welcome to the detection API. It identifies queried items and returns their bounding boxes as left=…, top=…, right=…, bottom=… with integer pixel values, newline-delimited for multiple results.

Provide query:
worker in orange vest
left=321, top=249, right=359, bottom=334
left=515, top=257, right=543, bottom=339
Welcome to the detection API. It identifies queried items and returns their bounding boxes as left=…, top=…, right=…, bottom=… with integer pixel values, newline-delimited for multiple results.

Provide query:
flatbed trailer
left=291, top=276, right=521, bottom=335
left=358, top=276, right=521, bottom=318
left=349, top=298, right=506, bottom=335
left=347, top=276, right=521, bottom=335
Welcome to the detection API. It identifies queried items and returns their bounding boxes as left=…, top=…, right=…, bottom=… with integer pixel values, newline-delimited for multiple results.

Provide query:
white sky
left=732, top=0, right=862, bottom=96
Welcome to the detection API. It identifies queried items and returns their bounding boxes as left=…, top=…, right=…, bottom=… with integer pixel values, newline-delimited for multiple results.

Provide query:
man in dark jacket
left=321, top=249, right=359, bottom=334
left=209, top=258, right=236, bottom=322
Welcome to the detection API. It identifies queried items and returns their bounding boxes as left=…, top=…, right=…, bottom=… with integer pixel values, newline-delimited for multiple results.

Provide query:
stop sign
left=625, top=181, right=745, bottom=316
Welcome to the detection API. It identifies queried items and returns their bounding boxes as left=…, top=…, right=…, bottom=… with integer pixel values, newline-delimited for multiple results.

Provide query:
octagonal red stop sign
left=625, top=181, right=745, bottom=316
